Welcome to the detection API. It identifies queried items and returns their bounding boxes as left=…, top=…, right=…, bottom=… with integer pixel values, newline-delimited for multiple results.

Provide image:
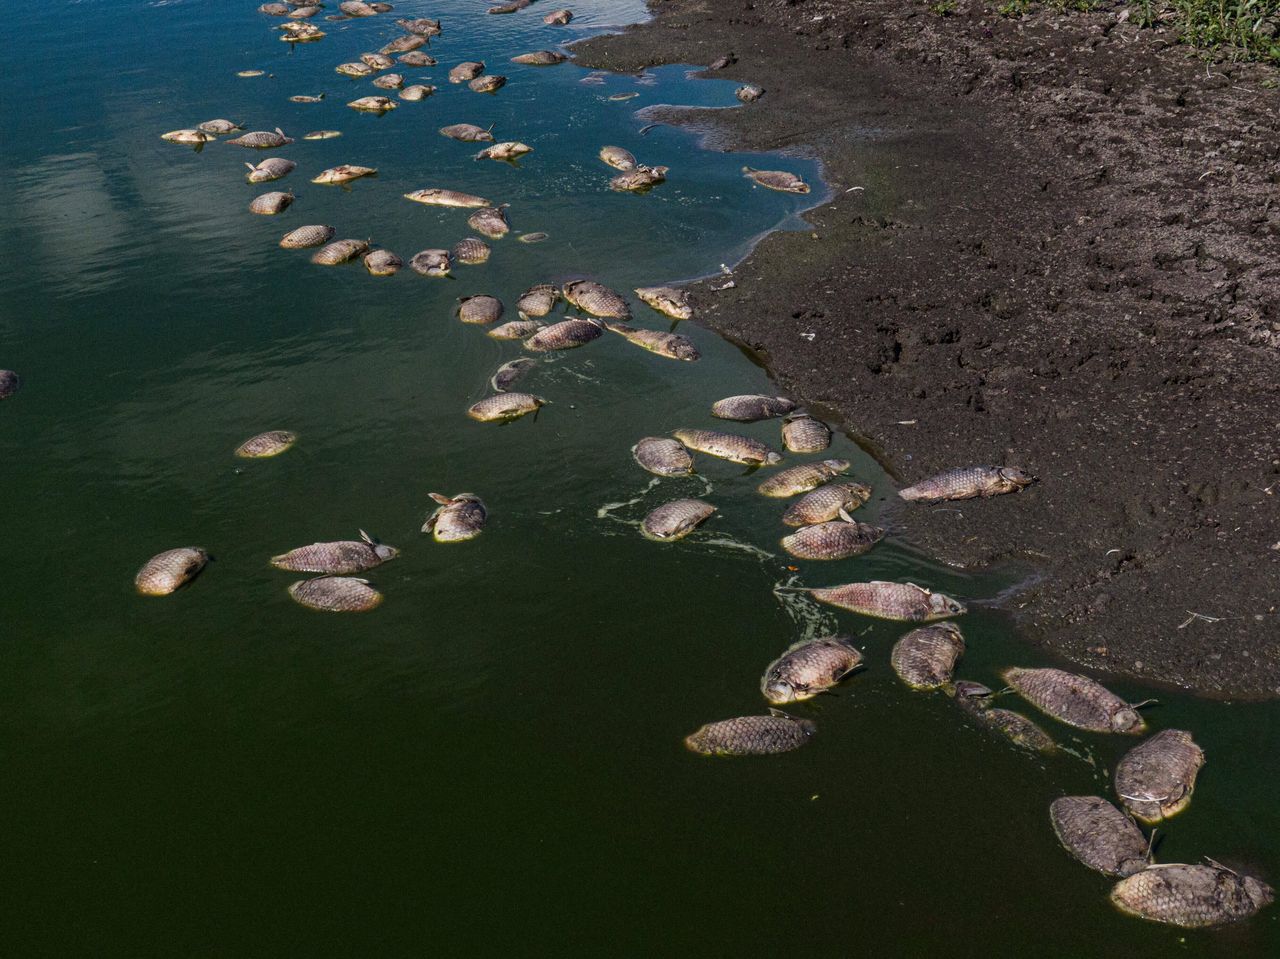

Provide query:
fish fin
left=359, top=529, right=375, bottom=545
left=245, top=162, right=256, bottom=172
left=1130, top=698, right=1159, bottom=711
left=838, top=507, right=855, bottom=523
left=767, top=707, right=796, bottom=720
left=428, top=492, right=453, bottom=505
left=422, top=509, right=441, bottom=532
left=276, top=127, right=285, bottom=136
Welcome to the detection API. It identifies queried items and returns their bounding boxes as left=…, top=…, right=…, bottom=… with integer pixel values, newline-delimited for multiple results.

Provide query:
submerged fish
left=467, top=392, right=547, bottom=422
left=807, top=581, right=965, bottom=622
left=404, top=188, right=492, bottom=208
left=1111, top=863, right=1274, bottom=928
left=641, top=498, right=716, bottom=541
left=603, top=322, right=700, bottom=362
left=635, top=286, right=692, bottom=320
left=711, top=395, right=797, bottom=422
left=468, top=205, right=510, bottom=238
left=672, top=428, right=781, bottom=466
left=524, top=318, right=603, bottom=352
left=469, top=75, right=507, bottom=94
left=761, top=636, right=863, bottom=704
left=563, top=280, right=630, bottom=319
left=736, top=84, right=765, bottom=102
left=890, top=623, right=965, bottom=689
left=244, top=157, right=296, bottom=183
left=197, top=118, right=242, bottom=134
left=491, top=357, right=537, bottom=392
left=743, top=166, right=809, bottom=193
left=271, top=531, right=399, bottom=574
left=397, top=17, right=442, bottom=36
left=409, top=249, right=452, bottom=277
left=161, top=129, right=216, bottom=144
left=348, top=96, right=397, bottom=113
left=399, top=84, right=437, bottom=101
left=289, top=577, right=383, bottom=612
left=599, top=145, right=637, bottom=170
left=685, top=710, right=815, bottom=757
left=457, top=294, right=504, bottom=325
left=610, top=165, right=668, bottom=192
left=452, top=237, right=491, bottom=265
left=380, top=34, right=427, bottom=54
left=782, top=482, right=873, bottom=526
left=632, top=437, right=694, bottom=477
left=289, top=94, right=325, bottom=103
left=948, top=681, right=1058, bottom=753
left=1114, top=730, right=1205, bottom=824
left=135, top=547, right=208, bottom=596
left=758, top=459, right=849, bottom=497
left=398, top=51, right=437, bottom=67
left=517, top=284, right=558, bottom=318
left=228, top=128, right=293, bottom=148
left=363, top=249, right=403, bottom=276
left=249, top=191, right=294, bottom=215
left=781, top=414, right=831, bottom=453
left=544, top=8, right=573, bottom=24
left=1001, top=667, right=1147, bottom=735
left=372, top=74, right=406, bottom=91
left=279, top=224, right=336, bottom=248
left=608, top=92, right=639, bottom=102
left=336, top=61, right=376, bottom=78
left=0, top=370, right=21, bottom=400
left=304, top=130, right=342, bottom=140
left=781, top=515, right=883, bottom=561
left=1049, top=797, right=1150, bottom=878
left=899, top=466, right=1036, bottom=503
left=235, top=430, right=298, bottom=458
left=511, top=51, right=567, bottom=65
left=311, top=238, right=370, bottom=265
left=440, top=123, right=496, bottom=142
left=312, top=164, right=376, bottom=184
left=476, top=141, right=532, bottom=161
left=518, top=231, right=548, bottom=243
left=423, top=493, right=488, bottom=542
left=488, top=319, right=544, bottom=340
left=361, top=52, right=395, bottom=69
left=449, top=62, right=485, bottom=84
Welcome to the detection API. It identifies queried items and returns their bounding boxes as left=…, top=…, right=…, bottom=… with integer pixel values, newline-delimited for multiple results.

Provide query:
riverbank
left=573, top=0, right=1280, bottom=698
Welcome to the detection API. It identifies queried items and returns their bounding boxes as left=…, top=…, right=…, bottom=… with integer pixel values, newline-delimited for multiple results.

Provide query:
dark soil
left=574, top=0, right=1280, bottom=697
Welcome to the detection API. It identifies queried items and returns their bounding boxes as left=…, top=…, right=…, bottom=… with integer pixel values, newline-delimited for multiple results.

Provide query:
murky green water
left=2, top=1, right=1277, bottom=955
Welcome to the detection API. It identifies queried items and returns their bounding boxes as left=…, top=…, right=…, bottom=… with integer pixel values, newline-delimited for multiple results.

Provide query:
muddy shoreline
left=574, top=0, right=1280, bottom=698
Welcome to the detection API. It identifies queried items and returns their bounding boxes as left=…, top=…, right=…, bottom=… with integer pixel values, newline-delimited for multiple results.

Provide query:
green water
left=2, top=1, right=1277, bottom=955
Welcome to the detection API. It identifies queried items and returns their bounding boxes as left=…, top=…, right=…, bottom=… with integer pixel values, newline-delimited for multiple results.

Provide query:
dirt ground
left=573, top=0, right=1280, bottom=697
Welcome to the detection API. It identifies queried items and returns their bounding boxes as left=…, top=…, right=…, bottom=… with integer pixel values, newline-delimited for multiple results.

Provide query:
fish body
left=347, top=96, right=397, bottom=113
left=635, top=286, right=692, bottom=320
left=372, top=73, right=405, bottom=90
left=452, top=237, right=491, bottom=265
left=782, top=517, right=883, bottom=561
left=245, top=157, right=296, bottom=183
left=289, top=94, right=325, bottom=103
left=468, top=206, right=509, bottom=238
left=289, top=577, right=383, bottom=612
left=518, top=231, right=548, bottom=243
left=135, top=547, right=208, bottom=596
left=491, top=357, right=537, bottom=392
left=672, top=428, right=782, bottom=466
left=563, top=279, right=630, bottom=319
left=197, top=119, right=241, bottom=134
left=523, top=318, right=603, bottom=352
left=364, top=249, right=403, bottom=276
left=450, top=62, right=485, bottom=83
left=711, top=394, right=797, bottom=422
left=758, top=459, right=849, bottom=497
left=467, top=392, right=546, bottom=422
left=511, top=51, right=567, bottom=65
left=311, top=238, right=370, bottom=265
left=809, top=581, right=965, bottom=622
left=279, top=23, right=324, bottom=41
left=476, top=141, right=531, bottom=161
left=409, top=249, right=452, bottom=277
left=603, top=322, right=700, bottom=361
left=469, top=75, right=507, bottom=93
left=899, top=466, right=1036, bottom=503
left=488, top=319, right=544, bottom=340
left=423, top=493, right=488, bottom=542
left=404, top=188, right=492, bottom=208
left=985, top=708, right=1058, bottom=753
left=761, top=636, right=863, bottom=704
left=890, top=623, right=965, bottom=689
left=1049, top=797, right=1150, bottom=878
left=339, top=0, right=378, bottom=15
left=397, top=17, right=442, bottom=36
left=743, top=166, right=809, bottom=193
left=236, top=70, right=266, bottom=77
left=360, top=52, right=395, bottom=69
left=1001, top=667, right=1146, bottom=734
left=1111, top=864, right=1274, bottom=928
left=227, top=128, right=293, bottom=148
left=457, top=294, right=504, bottom=325
left=708, top=54, right=736, bottom=70
left=311, top=164, right=376, bottom=184
left=440, top=123, right=495, bottom=142
left=161, top=129, right=216, bottom=144
left=235, top=430, right=297, bottom=457
left=0, top=370, right=20, bottom=400
left=400, top=84, right=436, bottom=101
left=398, top=51, right=437, bottom=66
left=272, top=532, right=398, bottom=574
left=249, top=191, right=294, bottom=215
left=782, top=414, right=831, bottom=453
left=641, top=499, right=715, bottom=541
left=599, top=146, right=637, bottom=171
left=632, top=437, right=694, bottom=477
left=260, top=2, right=290, bottom=14
left=544, top=8, right=573, bottom=23
left=280, top=224, right=336, bottom=248
left=736, top=84, right=765, bottom=102
left=685, top=711, right=815, bottom=756
left=336, top=61, right=376, bottom=77
left=289, top=4, right=322, bottom=17
left=380, top=34, right=426, bottom=54
left=304, top=130, right=342, bottom=140
left=782, top=482, right=873, bottom=526
left=610, top=165, right=667, bottom=192
left=1114, top=730, right=1205, bottom=824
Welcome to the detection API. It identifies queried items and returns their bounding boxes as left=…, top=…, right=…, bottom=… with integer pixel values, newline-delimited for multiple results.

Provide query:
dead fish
left=339, top=0, right=378, bottom=15
left=948, top=682, right=1058, bottom=752
left=372, top=73, right=405, bottom=90
left=488, top=319, right=544, bottom=340
left=409, top=249, right=452, bottom=277
left=311, top=238, right=370, bottom=265
left=236, top=70, right=266, bottom=78
left=610, top=165, right=667, bottom=192
left=336, top=61, right=376, bottom=78
left=452, top=237, right=491, bottom=265
left=467, top=205, right=510, bottom=239
left=244, top=157, right=296, bottom=183
left=380, top=34, right=426, bottom=54
left=641, top=498, right=716, bottom=541
left=632, top=437, right=694, bottom=477
left=227, top=128, right=293, bottom=148
left=807, top=581, right=965, bottom=622
left=363, top=249, right=403, bottom=276
left=288, top=5, right=322, bottom=17
left=304, top=130, right=342, bottom=140
left=348, top=96, right=397, bottom=113
left=523, top=318, right=603, bottom=352
left=899, top=466, right=1036, bottom=503
left=488, top=0, right=528, bottom=11
left=449, top=62, right=485, bottom=83
left=608, top=92, right=639, bottom=102
left=260, top=2, right=290, bottom=14
left=743, top=166, right=809, bottom=194
left=782, top=414, right=831, bottom=453
left=1001, top=667, right=1147, bottom=735
left=289, top=577, right=383, bottom=612
left=279, top=224, right=336, bottom=248
left=440, top=123, right=495, bottom=142
left=469, top=75, right=507, bottom=94
left=249, top=191, right=294, bottom=215
left=517, top=231, right=548, bottom=243
left=397, top=17, right=442, bottom=36
left=782, top=482, right=873, bottom=526
left=360, top=52, right=395, bottom=70
left=736, top=84, right=765, bottom=102
left=544, top=8, right=573, bottom=24
left=423, top=493, right=488, bottom=542
left=685, top=710, right=815, bottom=757
left=467, top=392, right=546, bottom=422
left=0, top=370, right=21, bottom=400
left=312, top=164, right=376, bottom=184
left=890, top=622, right=965, bottom=689
left=708, top=53, right=736, bottom=70
left=398, top=51, right=437, bottom=67
left=279, top=23, right=325, bottom=41
left=235, top=430, right=298, bottom=458
left=370, top=2, right=394, bottom=11
left=404, top=188, right=492, bottom=208
left=1115, top=730, right=1205, bottom=824
left=512, top=49, right=568, bottom=67
left=272, top=531, right=399, bottom=574
left=603, top=322, right=700, bottom=362
left=399, top=84, right=436, bottom=101
left=1111, top=863, right=1274, bottom=928
left=491, top=357, right=537, bottom=392
left=781, top=515, right=883, bottom=561
left=289, top=94, right=326, bottom=103
left=475, top=141, right=531, bottom=161
left=761, top=636, right=863, bottom=704
left=758, top=459, right=850, bottom=497
left=197, top=118, right=242, bottom=134
left=671, top=428, right=781, bottom=466
left=563, top=279, right=630, bottom=319
left=135, top=547, right=208, bottom=596
left=161, top=129, right=216, bottom=144
left=599, top=145, right=637, bottom=170
left=457, top=294, right=504, bottom=325
left=635, top=286, right=692, bottom=320
left=1050, top=797, right=1151, bottom=879
left=711, top=394, right=797, bottom=422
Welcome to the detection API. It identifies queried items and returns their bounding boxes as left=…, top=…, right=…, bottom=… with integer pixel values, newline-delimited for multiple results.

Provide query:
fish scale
left=640, top=499, right=715, bottom=541
left=1110, top=864, right=1274, bottom=928
left=781, top=519, right=882, bottom=561
left=632, top=437, right=693, bottom=477
left=563, top=280, right=630, bottom=319
left=782, top=414, right=832, bottom=453
left=280, top=225, right=335, bottom=249
left=1049, top=797, right=1150, bottom=878
left=489, top=319, right=543, bottom=341
left=1114, top=729, right=1204, bottom=823
left=684, top=713, right=816, bottom=756
left=364, top=250, right=402, bottom=276
left=757, top=459, right=849, bottom=497
left=227, top=129, right=292, bottom=148
left=235, top=430, right=297, bottom=457
left=890, top=623, right=965, bottom=688
left=311, top=239, right=369, bottom=265
left=249, top=191, right=293, bottom=215
left=604, top=323, right=700, bottom=361
left=271, top=536, right=397, bottom=574
left=672, top=428, right=781, bottom=466
left=457, top=295, right=504, bottom=325
left=808, top=580, right=965, bottom=621
left=467, top=393, right=546, bottom=422
left=899, top=466, right=1036, bottom=503
left=468, top=206, right=509, bottom=238
left=1001, top=667, right=1145, bottom=734
left=524, top=319, right=603, bottom=352
left=711, top=394, right=797, bottom=422
left=424, top=494, right=488, bottom=542
left=760, top=636, right=863, bottom=704
left=290, top=577, right=383, bottom=612
left=135, top=548, right=208, bottom=596
left=635, top=286, right=692, bottom=320
left=246, top=158, right=296, bottom=183
left=452, top=238, right=491, bottom=265
left=782, top=482, right=872, bottom=526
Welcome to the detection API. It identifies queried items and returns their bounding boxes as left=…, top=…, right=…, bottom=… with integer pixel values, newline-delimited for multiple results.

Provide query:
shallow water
left=2, top=1, right=1278, bottom=955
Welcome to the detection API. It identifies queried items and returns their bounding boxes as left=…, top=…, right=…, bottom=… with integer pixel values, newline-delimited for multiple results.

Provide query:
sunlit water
left=1, top=1, right=1277, bottom=955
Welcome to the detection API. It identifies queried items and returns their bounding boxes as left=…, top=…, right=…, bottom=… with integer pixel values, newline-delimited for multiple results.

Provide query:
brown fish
left=0, top=370, right=21, bottom=400
left=899, top=466, right=1036, bottom=503
left=782, top=482, right=873, bottom=526
left=1114, top=730, right=1205, bottom=824
left=671, top=428, right=782, bottom=466
left=488, top=319, right=544, bottom=340
left=948, top=682, right=1058, bottom=753
left=197, top=119, right=242, bottom=134
left=347, top=96, right=397, bottom=113
left=336, top=62, right=376, bottom=78
left=491, top=357, right=537, bottom=392
left=452, top=237, right=491, bottom=265
left=603, top=322, right=700, bottom=362
left=807, top=581, right=965, bottom=622
left=457, top=294, right=504, bottom=325
left=708, top=54, right=736, bottom=70
left=311, top=164, right=376, bottom=185
left=890, top=623, right=965, bottom=689
left=399, top=84, right=436, bottom=101
left=544, top=8, right=573, bottom=24
left=635, top=286, right=692, bottom=320
left=511, top=51, right=568, bottom=65
left=641, top=498, right=716, bottom=541
left=372, top=73, right=405, bottom=90
left=632, top=437, right=693, bottom=477
left=227, top=128, right=293, bottom=148
left=516, top=283, right=558, bottom=318
left=235, top=430, right=298, bottom=457
left=244, top=157, right=296, bottom=183
left=288, top=5, right=322, bottom=18
left=781, top=515, right=883, bottom=561
left=279, top=23, right=324, bottom=41
left=360, top=52, right=395, bottom=69
left=685, top=710, right=815, bottom=757
left=260, top=2, right=289, bottom=14
left=280, top=224, right=336, bottom=248
left=475, top=141, right=531, bottom=161
left=1001, top=667, right=1147, bottom=735
left=468, top=205, right=510, bottom=238
left=488, top=0, right=529, bottom=11
left=523, top=318, right=603, bottom=352
left=1050, top=797, right=1151, bottom=879
left=396, top=17, right=442, bottom=36
left=423, top=493, right=488, bottom=542
left=363, top=249, right=403, bottom=276
left=398, top=51, right=437, bottom=67
left=711, top=394, right=797, bottom=422
left=449, top=62, right=485, bottom=83
left=736, top=84, right=765, bottom=102
left=440, top=123, right=496, bottom=142
left=380, top=34, right=427, bottom=54
left=1111, top=863, right=1274, bottom=928
left=249, top=191, right=294, bottom=215
left=339, top=0, right=377, bottom=14
left=467, top=392, right=547, bottom=422
left=469, top=75, right=507, bottom=94
left=758, top=459, right=850, bottom=497
left=598, top=145, right=636, bottom=170
left=311, top=238, right=370, bottom=265
left=272, top=531, right=399, bottom=574
left=409, top=249, right=452, bottom=277
left=781, top=414, right=831, bottom=453
left=610, top=165, right=668, bottom=192
left=289, top=577, right=383, bottom=612
left=761, top=636, right=863, bottom=704
left=563, top=279, right=630, bottom=319
left=743, top=166, right=808, bottom=193
left=404, top=188, right=492, bottom=208
left=135, top=547, right=208, bottom=596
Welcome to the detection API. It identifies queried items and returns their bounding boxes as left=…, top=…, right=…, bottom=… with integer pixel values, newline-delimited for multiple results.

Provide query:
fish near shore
left=1001, top=666, right=1148, bottom=734
left=1049, top=796, right=1150, bottom=878
left=1114, top=729, right=1205, bottom=824
left=672, top=428, right=781, bottom=467
left=899, top=466, right=1036, bottom=503
left=804, top=581, right=965, bottom=622
left=641, top=498, right=715, bottom=541
left=890, top=623, right=965, bottom=689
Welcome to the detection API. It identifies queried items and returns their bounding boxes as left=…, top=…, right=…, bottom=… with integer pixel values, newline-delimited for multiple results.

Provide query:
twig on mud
left=1177, top=611, right=1222, bottom=629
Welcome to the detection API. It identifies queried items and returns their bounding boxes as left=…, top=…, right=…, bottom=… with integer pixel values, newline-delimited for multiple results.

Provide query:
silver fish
left=249, top=191, right=294, bottom=215
left=743, top=166, right=809, bottom=193
left=632, top=437, right=694, bottom=477
left=599, top=145, right=637, bottom=170
left=409, top=249, right=452, bottom=277
left=782, top=482, right=873, bottom=526
left=363, top=249, right=402, bottom=276
left=467, top=392, right=547, bottom=422
left=899, top=466, right=1036, bottom=503
left=603, top=322, right=700, bottom=361
left=440, top=123, right=496, bottom=142
left=524, top=318, right=603, bottom=352
left=160, top=129, right=216, bottom=144
left=488, top=319, right=544, bottom=340
left=475, top=141, right=532, bottom=161
left=311, top=238, right=370, bottom=265
left=671, top=428, right=782, bottom=466
left=1114, top=730, right=1205, bottom=824
left=452, top=237, right=491, bottom=265
left=404, top=188, right=492, bottom=208
left=685, top=710, right=815, bottom=756
left=761, top=636, right=863, bottom=704
left=781, top=515, right=883, bottom=561
left=279, top=224, right=336, bottom=248
left=235, top=430, right=298, bottom=457
left=457, top=294, right=504, bottom=325
left=271, top=531, right=399, bottom=574
left=197, top=119, right=242, bottom=134
left=491, top=357, right=537, bottom=392
left=311, top=164, right=376, bottom=184
left=423, top=493, right=488, bottom=542
left=1001, top=667, right=1146, bottom=735
left=641, top=498, right=716, bottom=541
left=635, top=286, right=692, bottom=320
left=135, top=547, right=208, bottom=596
left=563, top=279, right=630, bottom=319
left=807, top=581, right=965, bottom=622
left=710, top=394, right=797, bottom=422
left=890, top=623, right=965, bottom=689
left=781, top=414, right=831, bottom=453
left=517, top=231, right=548, bottom=243
left=468, top=205, right=510, bottom=238
left=304, top=130, right=342, bottom=140
left=289, top=577, right=383, bottom=612
left=1049, top=797, right=1151, bottom=879
left=1111, top=863, right=1274, bottom=928
left=289, top=94, right=325, bottom=103
left=758, top=459, right=850, bottom=497
left=244, top=157, right=296, bottom=183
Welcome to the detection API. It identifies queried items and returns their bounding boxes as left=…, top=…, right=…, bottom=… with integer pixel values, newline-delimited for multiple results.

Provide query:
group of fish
left=133, top=0, right=1274, bottom=935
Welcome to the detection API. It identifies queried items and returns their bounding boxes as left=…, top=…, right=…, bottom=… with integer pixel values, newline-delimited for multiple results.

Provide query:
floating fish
left=347, top=96, right=397, bottom=113
left=279, top=224, right=336, bottom=248
left=1110, top=863, right=1273, bottom=928
left=517, top=231, right=548, bottom=243
left=289, top=577, right=383, bottom=612
left=449, top=62, right=485, bottom=84
left=603, top=322, right=700, bottom=361
left=363, top=249, right=403, bottom=276
left=423, top=493, right=488, bottom=542
left=304, top=130, right=342, bottom=140
left=563, top=279, right=630, bottom=319
left=491, top=357, right=537, bottom=392
left=197, top=119, right=241, bottom=134
left=469, top=75, right=507, bottom=94
left=743, top=166, right=809, bottom=193
left=396, top=17, right=442, bottom=36
left=544, top=8, right=573, bottom=24
left=761, top=636, right=863, bottom=704
left=457, top=294, right=504, bottom=325
left=711, top=394, right=797, bottom=422
left=452, top=237, right=491, bottom=265
left=641, top=498, right=716, bottom=541
left=0, top=370, right=20, bottom=400
left=289, top=94, right=326, bottom=103
left=511, top=51, right=568, bottom=65
left=635, top=286, right=692, bottom=320
left=311, top=164, right=376, bottom=185
left=523, top=318, right=603, bottom=352
left=161, top=129, right=216, bottom=144
left=399, top=84, right=436, bottom=101
left=899, top=466, right=1036, bottom=503
left=467, top=392, right=547, bottom=422
left=404, top=188, right=492, bottom=208
left=599, top=145, right=637, bottom=170
left=685, top=710, right=815, bottom=756
left=475, top=141, right=532, bottom=161
left=311, top=238, right=370, bottom=265
left=488, top=319, right=544, bottom=340
left=1114, top=730, right=1205, bottom=824
left=249, top=191, right=294, bottom=215
left=440, top=123, right=495, bottom=142
left=372, top=73, right=405, bottom=91
left=1049, top=797, right=1151, bottom=878
left=782, top=482, right=873, bottom=526
left=807, top=581, right=965, bottom=622
left=360, top=52, right=395, bottom=70
left=632, top=437, right=693, bottom=477
left=271, top=531, right=399, bottom=574
left=610, top=164, right=667, bottom=192
left=336, top=61, right=376, bottom=78
left=235, top=430, right=298, bottom=458
left=380, top=34, right=427, bottom=55
left=135, top=547, right=208, bottom=596
left=409, top=248, right=452, bottom=277
left=1001, top=667, right=1147, bottom=735
left=672, top=428, right=781, bottom=466
left=781, top=515, right=883, bottom=561
left=517, top=284, right=559, bottom=319
left=890, top=623, right=965, bottom=689
left=781, top=414, right=831, bottom=453
left=758, top=459, right=850, bottom=497
left=398, top=51, right=437, bottom=67
left=245, top=157, right=296, bottom=183
left=468, top=205, right=510, bottom=238
left=227, top=128, right=293, bottom=148
left=237, top=70, right=267, bottom=78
